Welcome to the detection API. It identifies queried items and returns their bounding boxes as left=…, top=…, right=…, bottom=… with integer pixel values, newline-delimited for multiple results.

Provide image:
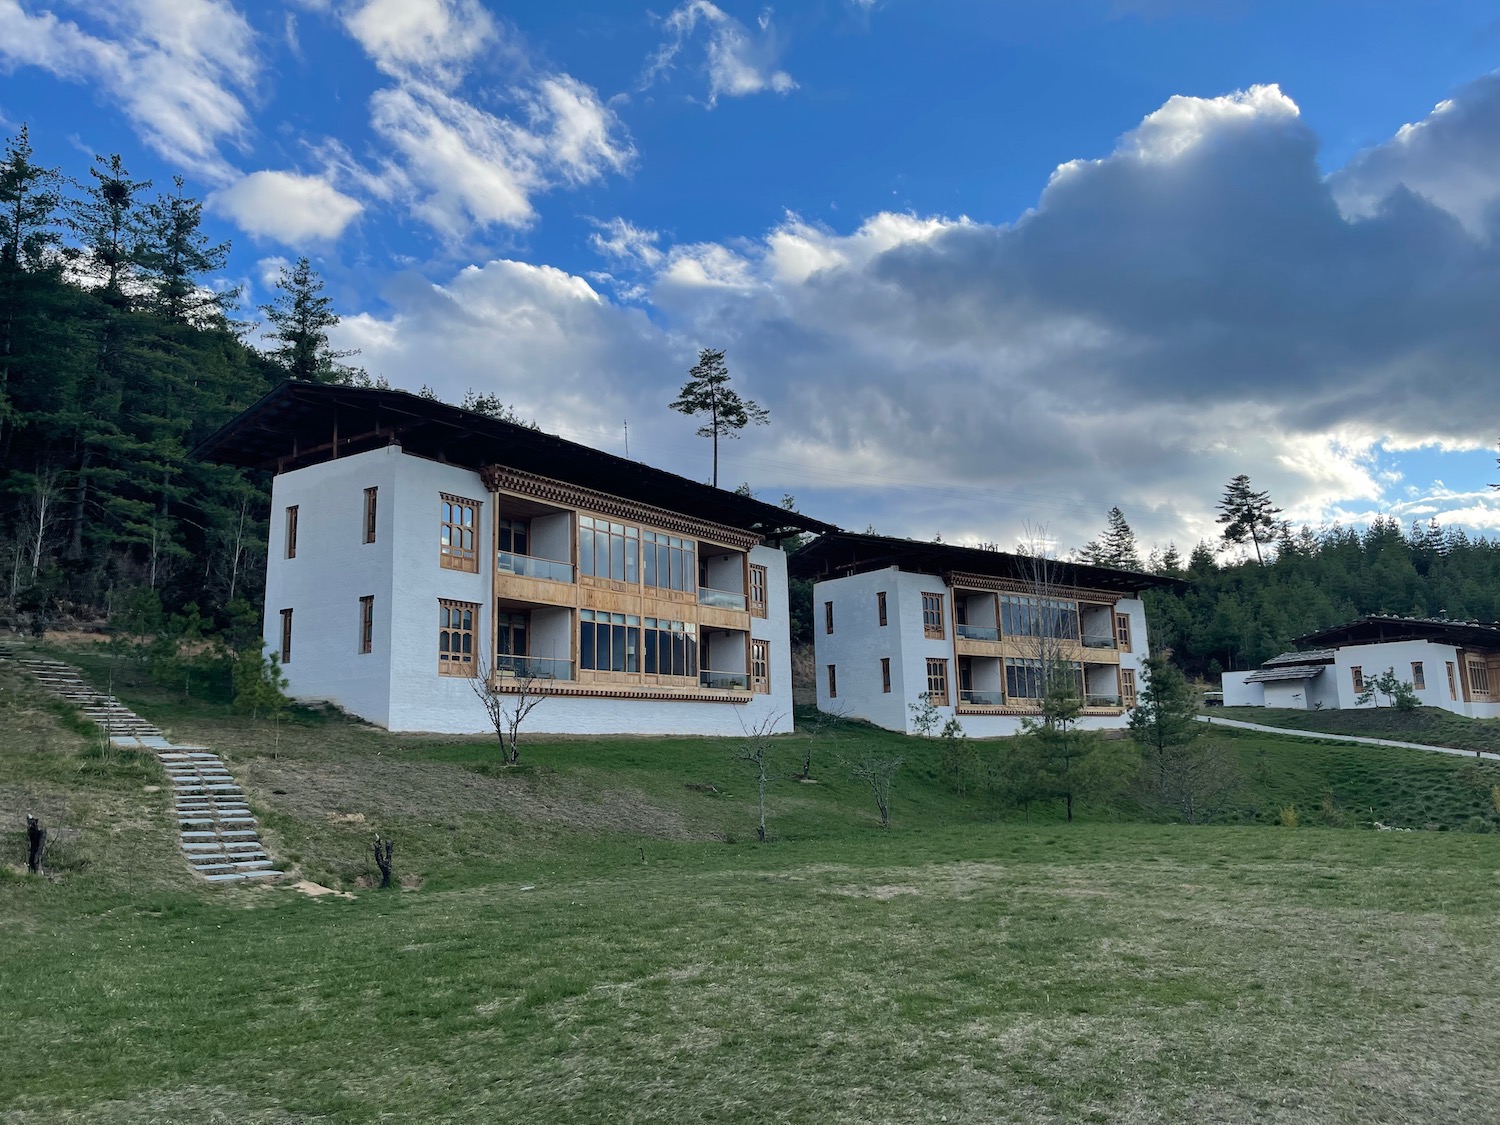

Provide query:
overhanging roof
left=787, top=531, right=1186, bottom=594
left=193, top=382, right=835, bottom=542
left=1246, top=664, right=1329, bottom=683
left=1263, top=649, right=1334, bottom=667
left=1297, top=615, right=1500, bottom=651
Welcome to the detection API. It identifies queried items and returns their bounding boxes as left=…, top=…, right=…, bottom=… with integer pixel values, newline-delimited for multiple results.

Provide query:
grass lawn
left=1219, top=703, right=1500, bottom=754
left=5, top=643, right=1500, bottom=1123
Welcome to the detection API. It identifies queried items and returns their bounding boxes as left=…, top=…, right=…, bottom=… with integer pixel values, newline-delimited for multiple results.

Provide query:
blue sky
left=4, top=0, right=1500, bottom=558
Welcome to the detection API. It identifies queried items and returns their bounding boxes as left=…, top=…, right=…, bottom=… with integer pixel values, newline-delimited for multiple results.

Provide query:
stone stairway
left=3, top=645, right=283, bottom=884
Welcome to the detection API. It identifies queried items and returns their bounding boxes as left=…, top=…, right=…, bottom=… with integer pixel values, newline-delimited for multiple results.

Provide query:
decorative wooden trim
left=363, top=487, right=378, bottom=544
left=749, top=564, right=769, bottom=618
left=1115, top=612, right=1132, bottom=653
left=485, top=678, right=751, bottom=704
left=921, top=592, right=945, bottom=639
left=481, top=465, right=761, bottom=551
left=358, top=595, right=374, bottom=654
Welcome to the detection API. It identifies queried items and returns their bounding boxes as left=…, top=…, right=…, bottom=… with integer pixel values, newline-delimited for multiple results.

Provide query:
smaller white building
left=790, top=532, right=1183, bottom=737
left=1221, top=616, right=1500, bottom=718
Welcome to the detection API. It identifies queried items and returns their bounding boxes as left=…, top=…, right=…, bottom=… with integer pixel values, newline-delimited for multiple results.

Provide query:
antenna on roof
left=624, top=419, right=629, bottom=459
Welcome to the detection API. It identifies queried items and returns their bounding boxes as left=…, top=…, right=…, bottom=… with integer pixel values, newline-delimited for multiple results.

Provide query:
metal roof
left=192, top=381, right=835, bottom=543
left=1263, top=649, right=1334, bottom=667
left=1246, top=664, right=1330, bottom=683
left=786, top=531, right=1186, bottom=594
left=1296, top=615, right=1500, bottom=651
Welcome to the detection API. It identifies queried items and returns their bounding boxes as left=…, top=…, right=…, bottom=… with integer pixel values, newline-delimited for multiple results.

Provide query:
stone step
left=219, top=829, right=260, bottom=839
left=204, top=869, right=283, bottom=882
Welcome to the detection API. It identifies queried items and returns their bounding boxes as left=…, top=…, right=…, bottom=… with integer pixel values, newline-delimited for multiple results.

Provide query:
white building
left=1221, top=616, right=1500, bottom=718
left=789, top=533, right=1182, bottom=736
left=196, top=383, right=831, bottom=736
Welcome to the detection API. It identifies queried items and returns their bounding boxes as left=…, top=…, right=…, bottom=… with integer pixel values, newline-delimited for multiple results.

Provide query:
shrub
left=1463, top=816, right=1493, bottom=835
left=1279, top=805, right=1299, bottom=828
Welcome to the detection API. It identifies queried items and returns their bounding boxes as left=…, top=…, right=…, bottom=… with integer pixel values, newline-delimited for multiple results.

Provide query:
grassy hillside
left=1219, top=704, right=1500, bottom=755
left=5, top=644, right=1500, bottom=1123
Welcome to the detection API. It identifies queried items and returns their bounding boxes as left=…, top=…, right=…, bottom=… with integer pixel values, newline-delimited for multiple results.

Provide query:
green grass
left=5, top=641, right=1500, bottom=1123
left=1220, top=703, right=1500, bottom=754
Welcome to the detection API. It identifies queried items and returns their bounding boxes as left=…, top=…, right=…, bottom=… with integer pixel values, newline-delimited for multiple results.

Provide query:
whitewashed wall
left=264, top=446, right=399, bottom=727
left=265, top=448, right=797, bottom=736
left=1220, top=671, right=1264, bottom=707
left=814, top=567, right=1151, bottom=737
left=1331, top=639, right=1474, bottom=714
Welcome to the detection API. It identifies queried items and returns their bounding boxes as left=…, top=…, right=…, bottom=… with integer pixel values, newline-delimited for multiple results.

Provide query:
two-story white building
left=1221, top=616, right=1500, bottom=718
left=789, top=532, right=1182, bottom=736
left=195, top=382, right=832, bottom=736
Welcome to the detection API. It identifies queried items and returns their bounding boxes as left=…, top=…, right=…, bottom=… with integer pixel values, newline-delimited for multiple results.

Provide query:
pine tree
left=0, top=126, right=63, bottom=454
left=72, top=153, right=151, bottom=306
left=1081, top=506, right=1142, bottom=570
left=1216, top=474, right=1282, bottom=564
left=260, top=257, right=357, bottom=382
left=133, top=176, right=238, bottom=325
left=668, top=348, right=768, bottom=487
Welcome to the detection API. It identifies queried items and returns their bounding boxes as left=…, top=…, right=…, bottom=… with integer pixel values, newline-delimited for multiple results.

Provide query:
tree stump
left=26, top=814, right=45, bottom=875
left=373, top=835, right=394, bottom=889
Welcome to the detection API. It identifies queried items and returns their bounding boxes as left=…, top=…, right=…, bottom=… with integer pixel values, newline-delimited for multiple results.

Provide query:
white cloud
left=342, top=0, right=495, bottom=87
left=0, top=0, right=258, bottom=181
left=335, top=0, right=632, bottom=236
left=209, top=170, right=364, bottom=243
left=1331, top=72, right=1500, bottom=238
left=645, top=2, right=797, bottom=107
left=328, top=76, right=1500, bottom=551
left=589, top=217, right=664, bottom=268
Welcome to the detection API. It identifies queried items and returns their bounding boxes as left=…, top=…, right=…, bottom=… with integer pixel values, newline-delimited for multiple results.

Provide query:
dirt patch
left=400, top=873, right=424, bottom=890
left=327, top=812, right=366, bottom=824
left=291, top=879, right=355, bottom=900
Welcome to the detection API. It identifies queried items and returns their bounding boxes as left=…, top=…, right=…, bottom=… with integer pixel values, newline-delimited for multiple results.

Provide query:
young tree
left=1080, top=507, right=1142, bottom=571
left=1129, top=654, right=1238, bottom=823
left=735, top=712, right=785, bottom=842
left=467, top=654, right=546, bottom=766
left=133, top=176, right=238, bottom=325
left=669, top=348, right=768, bottom=487
left=850, top=751, right=904, bottom=829
left=1216, top=474, right=1283, bottom=564
left=1357, top=667, right=1420, bottom=712
left=260, top=256, right=357, bottom=382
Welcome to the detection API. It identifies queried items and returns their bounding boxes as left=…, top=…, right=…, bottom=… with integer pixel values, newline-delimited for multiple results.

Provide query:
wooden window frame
left=1350, top=666, right=1364, bottom=694
left=358, top=596, right=374, bottom=655
left=279, top=608, right=293, bottom=664
left=1447, top=661, right=1458, bottom=701
left=881, top=657, right=891, bottom=694
left=1469, top=659, right=1490, bottom=696
left=921, top=593, right=945, bottom=639
left=925, top=658, right=949, bottom=706
left=284, top=505, right=298, bottom=560
left=363, top=487, right=378, bottom=544
left=825, top=601, right=834, bottom=635
left=827, top=664, right=837, bottom=699
left=438, top=599, right=479, bottom=677
left=1115, top=612, right=1132, bottom=653
left=749, top=565, right=768, bottom=618
left=440, top=494, right=481, bottom=573
left=752, top=639, right=770, bottom=694
left=1411, top=661, right=1425, bottom=691
left=1121, top=667, right=1137, bottom=708
left=877, top=591, right=888, bottom=627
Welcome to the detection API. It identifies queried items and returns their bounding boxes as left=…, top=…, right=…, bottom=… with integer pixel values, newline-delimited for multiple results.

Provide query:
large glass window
left=642, top=617, right=698, bottom=677
left=580, top=516, right=639, bottom=583
left=497, top=518, right=529, bottom=556
left=1000, top=595, right=1079, bottom=641
left=1005, top=658, right=1083, bottom=700
left=580, top=609, right=640, bottom=673
left=642, top=530, right=696, bottom=592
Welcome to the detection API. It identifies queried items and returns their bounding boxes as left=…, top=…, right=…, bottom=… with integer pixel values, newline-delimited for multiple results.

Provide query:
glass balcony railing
left=1085, top=693, right=1123, bottom=708
left=956, top=624, right=1000, bottom=641
left=959, top=689, right=1005, bottom=706
left=700, top=669, right=751, bottom=690
left=1080, top=633, right=1117, bottom=650
left=494, top=655, right=574, bottom=681
left=496, top=551, right=574, bottom=584
left=698, top=586, right=748, bottom=611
